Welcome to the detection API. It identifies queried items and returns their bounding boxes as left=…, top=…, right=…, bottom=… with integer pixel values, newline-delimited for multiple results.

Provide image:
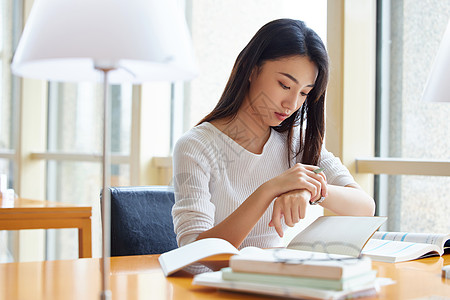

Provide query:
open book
left=158, top=216, right=387, bottom=276
left=362, top=231, right=450, bottom=263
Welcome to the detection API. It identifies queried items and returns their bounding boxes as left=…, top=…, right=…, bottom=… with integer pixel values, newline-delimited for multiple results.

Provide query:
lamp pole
left=95, top=66, right=115, bottom=300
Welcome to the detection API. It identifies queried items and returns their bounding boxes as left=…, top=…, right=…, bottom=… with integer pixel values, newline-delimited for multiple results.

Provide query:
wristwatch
left=309, top=196, right=325, bottom=205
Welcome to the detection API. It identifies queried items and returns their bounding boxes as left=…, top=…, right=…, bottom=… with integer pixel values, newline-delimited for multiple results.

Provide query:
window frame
left=325, top=0, right=377, bottom=195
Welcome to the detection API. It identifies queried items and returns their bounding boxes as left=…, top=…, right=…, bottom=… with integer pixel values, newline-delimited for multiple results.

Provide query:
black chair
left=108, top=185, right=178, bottom=256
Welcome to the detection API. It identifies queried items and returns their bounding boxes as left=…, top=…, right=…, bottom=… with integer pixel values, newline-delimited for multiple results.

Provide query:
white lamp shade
left=422, top=19, right=450, bottom=102
left=11, top=0, right=197, bottom=83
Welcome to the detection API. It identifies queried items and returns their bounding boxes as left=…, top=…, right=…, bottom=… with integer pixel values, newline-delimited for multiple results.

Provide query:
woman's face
left=244, top=55, right=318, bottom=127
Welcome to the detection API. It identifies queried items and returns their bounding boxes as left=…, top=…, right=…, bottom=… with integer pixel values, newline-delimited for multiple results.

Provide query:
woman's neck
left=210, top=110, right=271, bottom=155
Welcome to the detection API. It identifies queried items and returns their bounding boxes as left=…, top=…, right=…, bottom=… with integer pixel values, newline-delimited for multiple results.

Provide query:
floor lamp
left=11, top=0, right=197, bottom=299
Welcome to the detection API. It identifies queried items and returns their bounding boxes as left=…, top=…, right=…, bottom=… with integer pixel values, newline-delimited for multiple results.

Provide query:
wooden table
left=0, top=197, right=92, bottom=258
left=0, top=254, right=449, bottom=299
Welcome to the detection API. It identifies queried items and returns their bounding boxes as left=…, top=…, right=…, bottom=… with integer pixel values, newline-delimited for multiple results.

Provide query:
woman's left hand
left=269, top=189, right=312, bottom=238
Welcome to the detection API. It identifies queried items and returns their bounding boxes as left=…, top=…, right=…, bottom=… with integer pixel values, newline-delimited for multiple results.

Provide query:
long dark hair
left=199, top=19, right=329, bottom=165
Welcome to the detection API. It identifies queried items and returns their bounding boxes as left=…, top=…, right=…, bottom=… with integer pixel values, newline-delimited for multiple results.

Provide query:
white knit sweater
left=172, top=122, right=356, bottom=249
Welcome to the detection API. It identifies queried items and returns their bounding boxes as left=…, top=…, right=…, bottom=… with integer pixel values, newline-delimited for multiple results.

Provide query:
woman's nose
left=282, top=93, right=299, bottom=111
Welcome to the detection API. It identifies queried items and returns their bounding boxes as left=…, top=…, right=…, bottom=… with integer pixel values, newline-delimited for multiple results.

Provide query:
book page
left=286, top=216, right=387, bottom=257
left=158, top=238, right=239, bottom=276
left=362, top=238, right=441, bottom=262
left=372, top=231, right=450, bottom=251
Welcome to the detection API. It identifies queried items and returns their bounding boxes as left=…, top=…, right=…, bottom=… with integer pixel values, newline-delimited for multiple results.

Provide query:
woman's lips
left=274, top=112, right=288, bottom=121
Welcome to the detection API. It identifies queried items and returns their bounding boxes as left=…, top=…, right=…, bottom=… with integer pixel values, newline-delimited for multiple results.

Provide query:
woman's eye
left=300, top=92, right=309, bottom=97
left=279, top=82, right=290, bottom=90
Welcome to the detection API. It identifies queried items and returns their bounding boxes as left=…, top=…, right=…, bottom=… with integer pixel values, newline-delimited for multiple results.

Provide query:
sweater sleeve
left=171, top=132, right=216, bottom=247
left=318, top=146, right=357, bottom=187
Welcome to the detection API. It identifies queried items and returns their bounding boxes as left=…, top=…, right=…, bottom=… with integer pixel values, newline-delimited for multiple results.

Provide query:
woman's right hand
left=266, top=163, right=328, bottom=203
left=264, top=163, right=328, bottom=237
left=269, top=189, right=311, bottom=237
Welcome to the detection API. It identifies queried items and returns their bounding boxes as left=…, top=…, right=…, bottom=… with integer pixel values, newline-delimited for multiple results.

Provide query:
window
left=376, top=0, right=450, bottom=233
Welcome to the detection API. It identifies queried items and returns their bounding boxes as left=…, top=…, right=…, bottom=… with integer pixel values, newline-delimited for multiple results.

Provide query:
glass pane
left=47, top=82, right=132, bottom=154
left=378, top=1, right=450, bottom=232
left=46, top=161, right=130, bottom=260
left=387, top=2, right=450, bottom=160
left=385, top=175, right=450, bottom=233
left=0, top=158, right=14, bottom=263
left=47, top=82, right=101, bottom=153
left=111, top=84, right=132, bottom=155
left=0, top=231, right=13, bottom=263
left=0, top=158, right=12, bottom=189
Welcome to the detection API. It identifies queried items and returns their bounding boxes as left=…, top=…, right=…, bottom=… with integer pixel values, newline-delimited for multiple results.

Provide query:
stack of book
left=160, top=216, right=389, bottom=299
left=193, top=247, right=379, bottom=300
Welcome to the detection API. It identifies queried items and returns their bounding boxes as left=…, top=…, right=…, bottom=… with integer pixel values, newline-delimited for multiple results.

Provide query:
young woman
left=172, top=19, right=375, bottom=250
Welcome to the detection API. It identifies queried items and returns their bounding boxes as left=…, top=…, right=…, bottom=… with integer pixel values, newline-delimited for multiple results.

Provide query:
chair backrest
left=109, top=186, right=178, bottom=256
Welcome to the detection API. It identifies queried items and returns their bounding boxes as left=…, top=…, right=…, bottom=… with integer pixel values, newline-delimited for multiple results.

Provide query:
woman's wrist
left=261, top=179, right=280, bottom=202
left=293, top=189, right=312, bottom=204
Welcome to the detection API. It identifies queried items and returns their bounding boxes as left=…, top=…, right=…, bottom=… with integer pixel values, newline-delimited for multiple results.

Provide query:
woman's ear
left=249, top=66, right=259, bottom=83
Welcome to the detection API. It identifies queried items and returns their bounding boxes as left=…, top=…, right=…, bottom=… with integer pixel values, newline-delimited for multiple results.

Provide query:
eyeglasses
left=271, top=241, right=363, bottom=265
